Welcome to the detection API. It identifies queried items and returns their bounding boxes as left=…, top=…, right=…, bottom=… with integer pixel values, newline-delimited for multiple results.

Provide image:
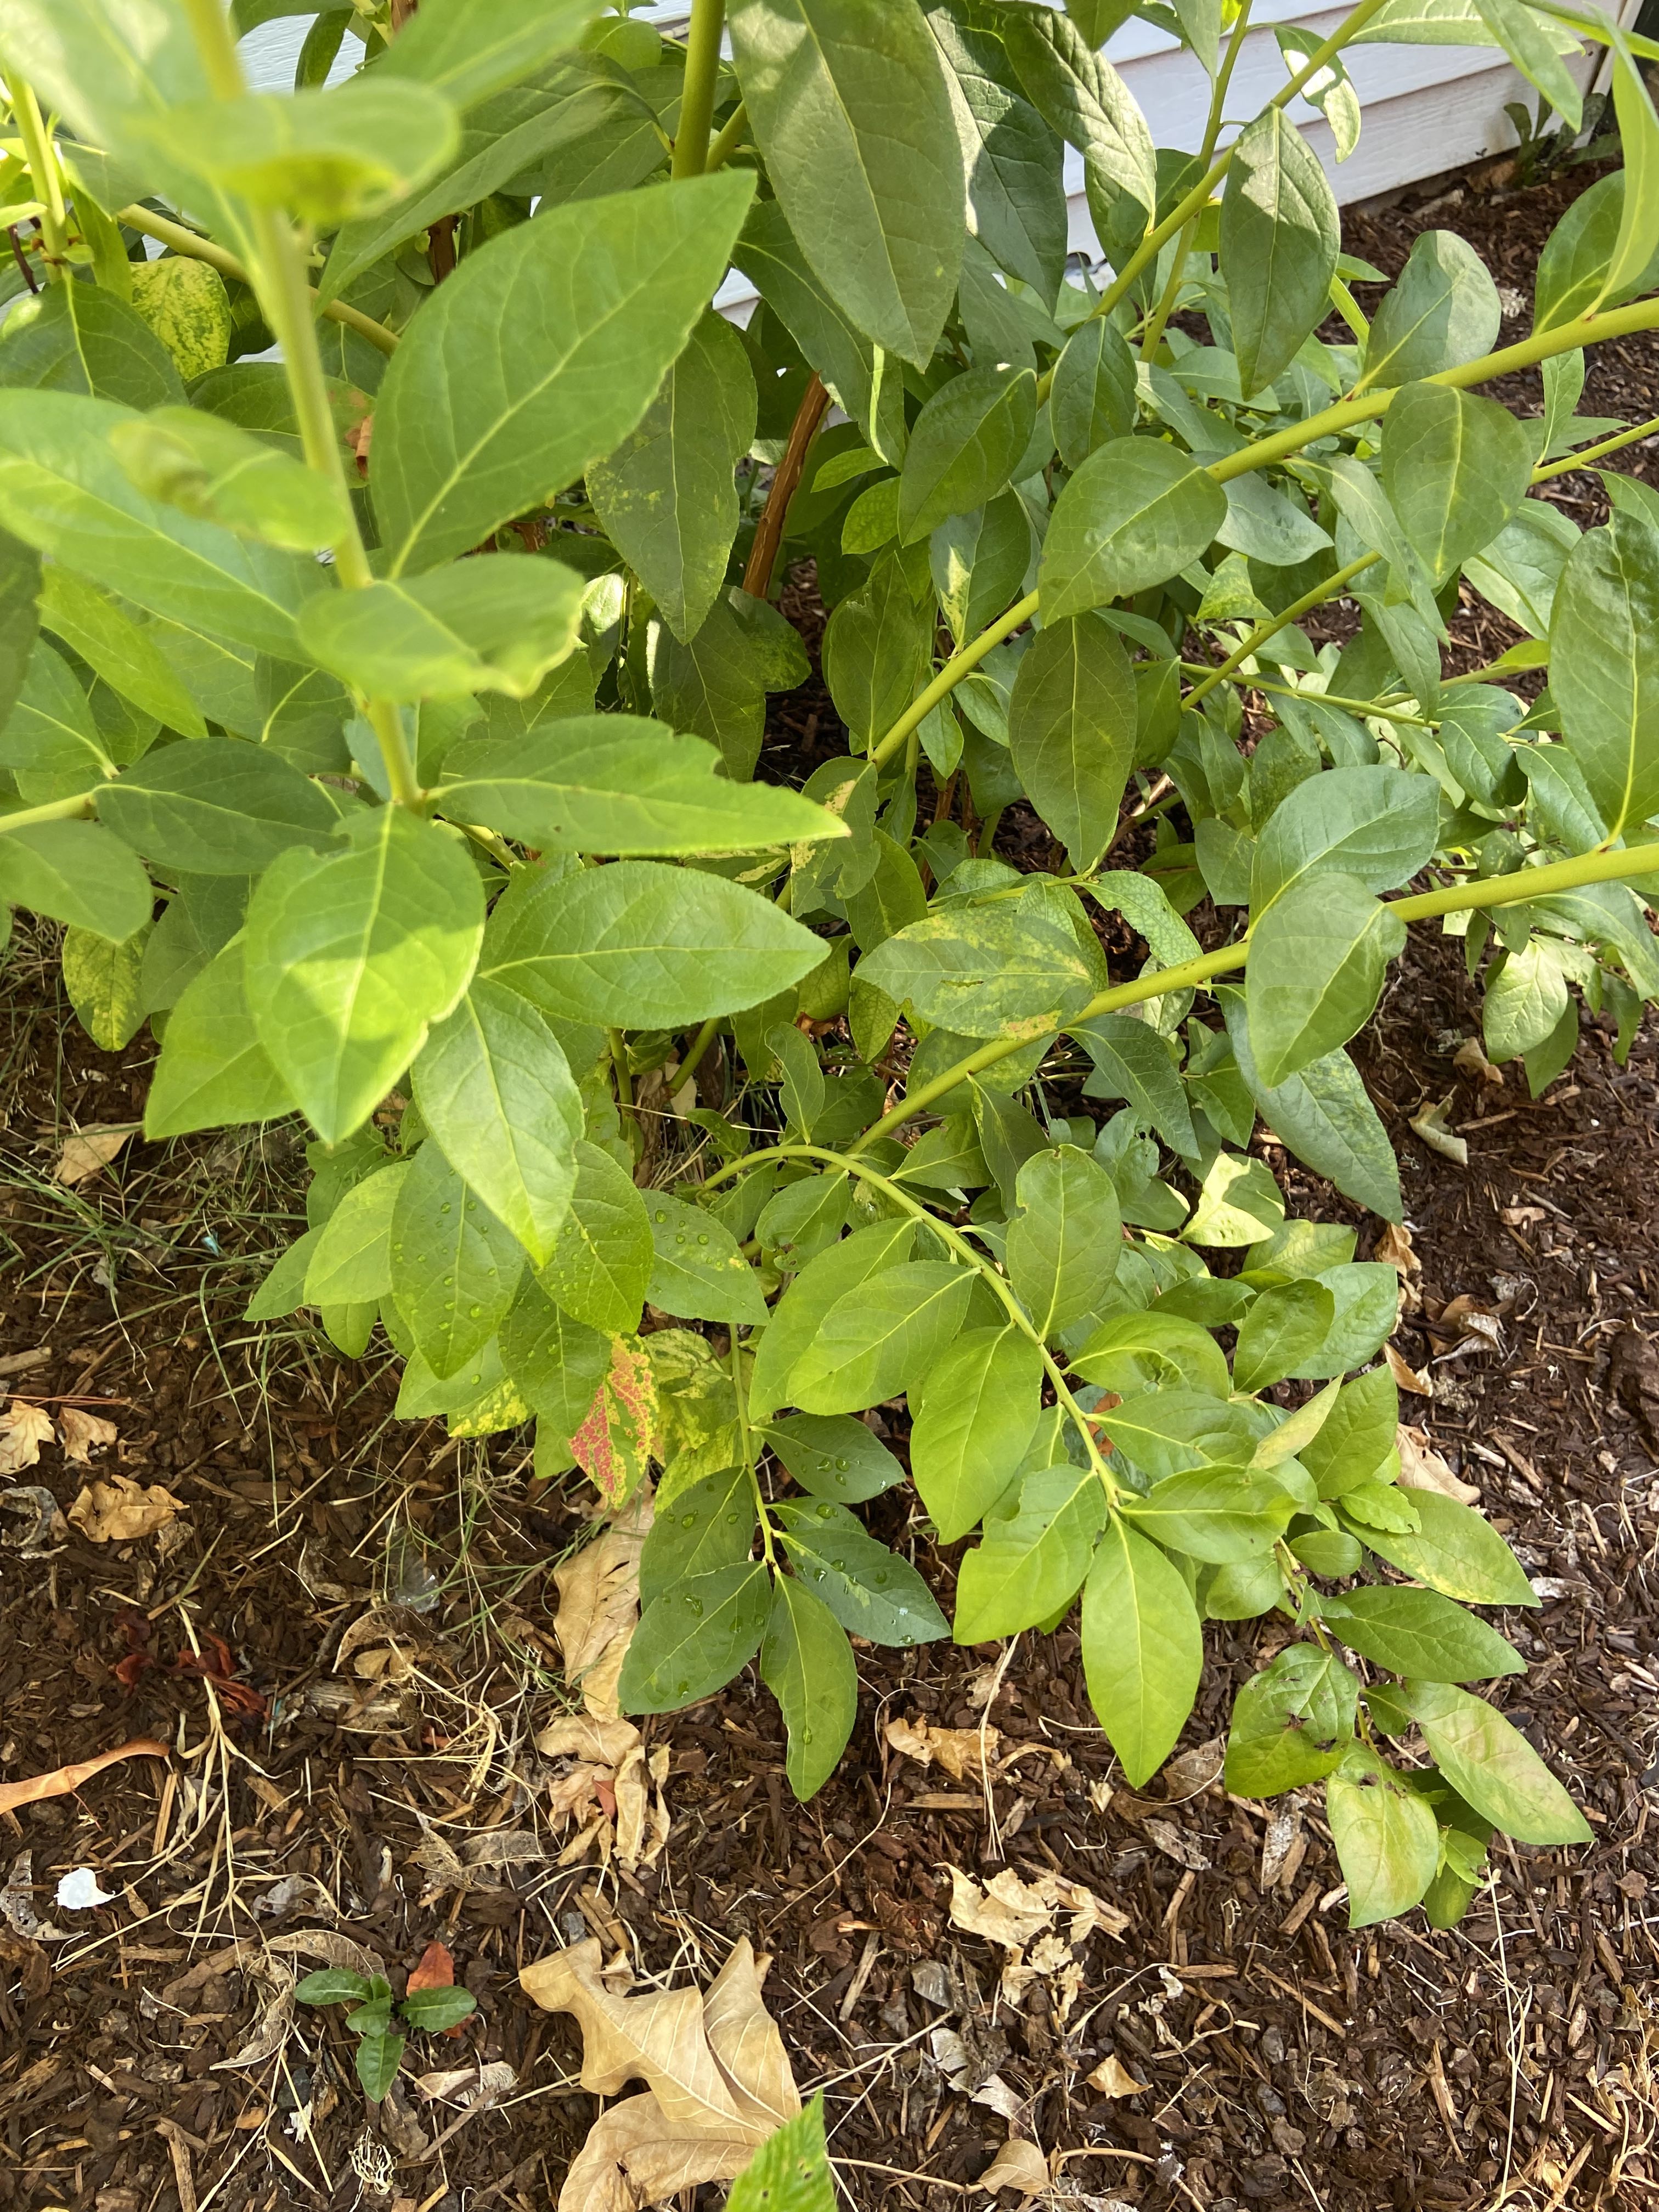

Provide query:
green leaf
left=295, top=1968, right=371, bottom=2005
left=1346, top=1489, right=1540, bottom=1607
left=589, top=312, right=757, bottom=645
left=1007, top=613, right=1136, bottom=871
left=774, top=1499, right=949, bottom=1644
left=726, top=2094, right=836, bottom=2212
left=639, top=1465, right=758, bottom=1608
left=245, top=809, right=484, bottom=1144
left=898, top=366, right=1037, bottom=544
left=441, top=718, right=844, bottom=855
left=390, top=1137, right=523, bottom=1380
left=1221, top=109, right=1340, bottom=398
left=1323, top=1586, right=1523, bottom=1681
left=109, top=405, right=351, bottom=555
left=1300, top=1364, right=1398, bottom=1497
left=373, top=171, right=754, bottom=574
left=374, top=0, right=599, bottom=109
left=1005, top=1143, right=1121, bottom=1338
left=61, top=922, right=148, bottom=1051
left=353, top=2031, right=405, bottom=2103
left=618, top=1561, right=773, bottom=1712
left=954, top=1460, right=1106, bottom=1641
left=997, top=5, right=1155, bottom=238
left=1483, top=938, right=1572, bottom=1063
left=1231, top=1277, right=1337, bottom=1391
left=38, top=569, right=204, bottom=738
left=1071, top=1311, right=1232, bottom=1398
left=479, top=857, right=826, bottom=1030
left=856, top=903, right=1094, bottom=1041
left=1380, top=382, right=1533, bottom=588
left=498, top=1276, right=610, bottom=1438
left=0, top=280, right=182, bottom=410
left=1549, top=511, right=1659, bottom=844
left=1072, top=1011, right=1198, bottom=1156
left=1399, top=1680, right=1590, bottom=1845
left=1328, top=1746, right=1441, bottom=1925
left=1362, top=229, right=1500, bottom=388
left=129, top=260, right=233, bottom=383
left=821, top=551, right=932, bottom=752
left=1081, top=1516, right=1201, bottom=1787
left=1246, top=873, right=1407, bottom=1090
left=1121, top=1467, right=1297, bottom=1564
left=644, top=1192, right=768, bottom=1327
left=1100, top=1389, right=1257, bottom=1480
left=1224, top=1644, right=1359, bottom=1795
left=1222, top=994, right=1402, bottom=1223
left=1041, top=438, right=1227, bottom=619
left=1049, top=317, right=1137, bottom=469
left=1534, top=170, right=1659, bottom=331
left=303, top=1161, right=406, bottom=1306
left=144, top=934, right=294, bottom=1137
left=0, top=640, right=114, bottom=800
left=1251, top=765, right=1440, bottom=914
left=908, top=1324, right=1042, bottom=1542
left=786, top=1262, right=974, bottom=1415
left=929, top=496, right=1031, bottom=650
left=399, top=1985, right=477, bottom=2033
left=301, top=561, right=584, bottom=702
left=411, top=980, right=581, bottom=1268
left=764, top=1413, right=905, bottom=1504
left=0, top=818, right=152, bottom=941
left=1470, top=0, right=1582, bottom=129
left=153, top=79, right=460, bottom=229
left=748, top=1218, right=913, bottom=1420
left=1607, top=45, right=1659, bottom=313
left=0, top=392, right=325, bottom=659
left=1182, top=1150, right=1284, bottom=1248
left=924, top=2, right=1068, bottom=303
left=99, top=738, right=337, bottom=877
left=760, top=1577, right=859, bottom=1802
left=729, top=0, right=966, bottom=369
left=538, top=1139, right=652, bottom=1334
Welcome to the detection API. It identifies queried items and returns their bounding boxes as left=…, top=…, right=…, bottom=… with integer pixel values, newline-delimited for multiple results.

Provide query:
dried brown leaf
left=66, top=1474, right=184, bottom=1543
left=1397, top=1425, right=1480, bottom=1505
left=407, top=1940, right=455, bottom=1994
left=552, top=1488, right=653, bottom=1719
left=885, top=1714, right=998, bottom=1781
left=0, top=1403, right=54, bottom=1476
left=55, top=1126, right=136, bottom=1186
left=1373, top=1221, right=1420, bottom=1276
left=701, top=1937, right=799, bottom=2136
left=947, top=1865, right=1056, bottom=1951
left=535, top=1715, right=641, bottom=1765
left=1385, top=1343, right=1434, bottom=1397
left=556, top=2091, right=753, bottom=2212
left=56, top=1408, right=117, bottom=1465
left=1087, top=2053, right=1149, bottom=2098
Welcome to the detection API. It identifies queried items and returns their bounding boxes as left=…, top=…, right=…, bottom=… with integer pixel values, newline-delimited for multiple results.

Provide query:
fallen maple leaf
left=885, top=1714, right=998, bottom=1782
left=552, top=1487, right=653, bottom=1719
left=0, top=1403, right=54, bottom=1476
left=0, top=1737, right=170, bottom=1816
left=520, top=1936, right=798, bottom=2212
left=67, top=1474, right=185, bottom=1543
left=55, top=1126, right=137, bottom=1186
left=57, top=1408, right=118, bottom=1466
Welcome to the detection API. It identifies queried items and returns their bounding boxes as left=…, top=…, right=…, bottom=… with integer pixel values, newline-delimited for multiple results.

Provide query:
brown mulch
left=2, top=162, right=1658, bottom=2212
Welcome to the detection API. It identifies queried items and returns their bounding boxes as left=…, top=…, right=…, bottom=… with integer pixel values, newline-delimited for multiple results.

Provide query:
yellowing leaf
left=130, top=258, right=233, bottom=381
left=571, top=1335, right=659, bottom=1509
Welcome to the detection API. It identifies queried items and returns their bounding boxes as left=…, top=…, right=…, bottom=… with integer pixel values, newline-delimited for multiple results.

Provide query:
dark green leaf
left=909, top=1323, right=1042, bottom=1541
left=1549, top=511, right=1659, bottom=844
left=760, top=1577, right=859, bottom=1801
left=953, top=1460, right=1106, bottom=1641
left=539, top=1139, right=652, bottom=1334
left=389, top=1138, right=523, bottom=1379
left=1362, top=229, right=1500, bottom=388
left=300, top=561, right=585, bottom=701
left=618, top=1561, right=774, bottom=1711
left=1041, top=438, right=1227, bottom=619
left=1081, top=1516, right=1201, bottom=1787
left=1007, top=612, right=1136, bottom=870
left=1323, top=1585, right=1524, bottom=1681
left=640, top=1465, right=758, bottom=1608
left=774, top=1499, right=949, bottom=1644
left=1221, top=109, right=1340, bottom=397
left=765, top=1412, right=906, bottom=1503
left=99, top=737, right=336, bottom=877
left=144, top=934, right=294, bottom=1137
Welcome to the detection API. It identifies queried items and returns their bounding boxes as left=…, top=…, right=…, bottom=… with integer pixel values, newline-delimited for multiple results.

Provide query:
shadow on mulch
left=1, top=161, right=1658, bottom=2212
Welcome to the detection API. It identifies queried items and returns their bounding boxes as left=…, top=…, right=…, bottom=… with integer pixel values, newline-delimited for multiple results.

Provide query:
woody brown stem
left=742, top=372, right=828, bottom=600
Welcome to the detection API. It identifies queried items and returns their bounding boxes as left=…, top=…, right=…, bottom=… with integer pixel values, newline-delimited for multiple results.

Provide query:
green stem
left=1210, top=295, right=1659, bottom=486
left=730, top=1331, right=777, bottom=1562
left=850, top=837, right=1659, bottom=1148
left=1184, top=552, right=1379, bottom=710
left=871, top=590, right=1036, bottom=770
left=682, top=1014, right=721, bottom=1090
left=1140, top=0, right=1254, bottom=363
left=706, top=100, right=748, bottom=173
left=1328, top=277, right=1369, bottom=346
left=0, top=791, right=96, bottom=833
left=11, top=79, right=67, bottom=278
left=713, top=1143, right=1121, bottom=1500
left=117, top=204, right=399, bottom=355
left=1201, top=669, right=1433, bottom=725
left=608, top=1027, right=635, bottom=1113
left=1086, top=0, right=1395, bottom=333
left=178, top=0, right=420, bottom=810
left=673, top=0, right=725, bottom=179
left=1532, top=411, right=1659, bottom=482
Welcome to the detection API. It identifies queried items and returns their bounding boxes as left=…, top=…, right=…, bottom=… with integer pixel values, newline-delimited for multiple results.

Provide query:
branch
left=743, top=373, right=829, bottom=600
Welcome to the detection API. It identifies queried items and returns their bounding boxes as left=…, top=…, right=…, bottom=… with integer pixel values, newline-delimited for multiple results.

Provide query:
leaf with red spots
left=571, top=1335, right=659, bottom=1509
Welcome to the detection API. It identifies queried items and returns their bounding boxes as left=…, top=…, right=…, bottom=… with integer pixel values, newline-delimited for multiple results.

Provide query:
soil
left=2, top=162, right=1658, bottom=2212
